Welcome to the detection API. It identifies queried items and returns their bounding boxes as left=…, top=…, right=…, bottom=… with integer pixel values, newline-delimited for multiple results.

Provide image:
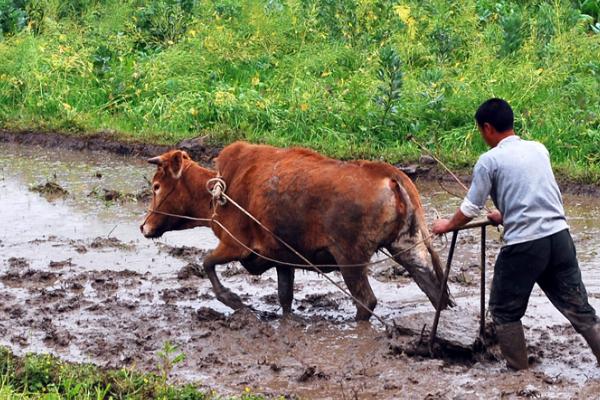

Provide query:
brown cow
left=141, top=141, right=452, bottom=321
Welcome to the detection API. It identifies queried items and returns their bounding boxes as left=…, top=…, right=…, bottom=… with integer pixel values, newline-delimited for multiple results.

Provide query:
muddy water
left=1, top=142, right=599, bottom=399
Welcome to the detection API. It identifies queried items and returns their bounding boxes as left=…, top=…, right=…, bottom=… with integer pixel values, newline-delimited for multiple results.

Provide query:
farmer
left=431, top=98, right=600, bottom=370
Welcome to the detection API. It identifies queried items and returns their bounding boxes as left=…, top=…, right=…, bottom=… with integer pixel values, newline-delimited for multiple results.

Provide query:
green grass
left=0, top=0, right=599, bottom=182
left=0, top=347, right=270, bottom=400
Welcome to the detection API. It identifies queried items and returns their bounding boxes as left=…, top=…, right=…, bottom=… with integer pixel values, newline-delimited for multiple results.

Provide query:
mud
left=0, top=129, right=220, bottom=167
left=30, top=180, right=69, bottom=198
left=2, top=128, right=599, bottom=196
left=1, top=140, right=600, bottom=399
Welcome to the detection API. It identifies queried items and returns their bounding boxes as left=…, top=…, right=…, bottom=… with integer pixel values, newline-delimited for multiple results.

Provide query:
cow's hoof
left=217, top=290, right=246, bottom=310
left=355, top=311, right=374, bottom=322
left=281, top=312, right=304, bottom=323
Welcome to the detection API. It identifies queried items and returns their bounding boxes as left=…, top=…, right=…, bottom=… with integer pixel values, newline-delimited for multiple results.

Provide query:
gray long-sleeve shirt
left=460, top=135, right=568, bottom=246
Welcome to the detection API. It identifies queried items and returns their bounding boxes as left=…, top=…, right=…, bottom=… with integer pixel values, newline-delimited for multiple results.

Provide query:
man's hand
left=432, top=218, right=452, bottom=235
left=487, top=209, right=503, bottom=226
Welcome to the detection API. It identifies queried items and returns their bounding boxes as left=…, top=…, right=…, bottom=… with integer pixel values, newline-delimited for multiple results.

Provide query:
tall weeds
left=0, top=0, right=598, bottom=181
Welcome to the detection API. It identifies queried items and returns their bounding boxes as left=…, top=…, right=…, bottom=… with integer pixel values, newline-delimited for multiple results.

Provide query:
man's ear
left=482, top=122, right=495, bottom=135
left=168, top=151, right=185, bottom=179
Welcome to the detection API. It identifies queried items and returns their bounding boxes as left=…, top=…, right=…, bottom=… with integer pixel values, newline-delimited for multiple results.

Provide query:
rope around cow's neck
left=147, top=208, right=434, bottom=269
left=147, top=174, right=440, bottom=328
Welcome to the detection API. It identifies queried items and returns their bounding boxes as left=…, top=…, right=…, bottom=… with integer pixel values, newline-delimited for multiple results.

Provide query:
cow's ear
left=169, top=151, right=185, bottom=179
left=147, top=156, right=162, bottom=165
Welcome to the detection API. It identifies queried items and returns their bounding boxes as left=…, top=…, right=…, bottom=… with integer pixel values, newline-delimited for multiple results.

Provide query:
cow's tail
left=389, top=173, right=454, bottom=309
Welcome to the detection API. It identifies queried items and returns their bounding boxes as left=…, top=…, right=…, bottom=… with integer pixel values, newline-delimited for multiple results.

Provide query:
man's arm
left=432, top=209, right=502, bottom=235
left=432, top=209, right=472, bottom=234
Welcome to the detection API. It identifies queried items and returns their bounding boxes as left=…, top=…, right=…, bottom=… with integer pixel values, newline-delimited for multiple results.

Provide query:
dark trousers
left=489, top=229, right=598, bottom=332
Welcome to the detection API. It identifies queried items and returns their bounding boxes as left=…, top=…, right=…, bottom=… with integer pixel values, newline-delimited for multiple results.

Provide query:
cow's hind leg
left=387, top=232, right=451, bottom=310
left=276, top=266, right=295, bottom=314
left=331, top=253, right=377, bottom=321
left=203, top=243, right=246, bottom=310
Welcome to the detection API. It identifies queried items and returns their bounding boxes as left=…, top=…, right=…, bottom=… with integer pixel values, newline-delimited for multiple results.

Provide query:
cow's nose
left=139, top=223, right=145, bottom=234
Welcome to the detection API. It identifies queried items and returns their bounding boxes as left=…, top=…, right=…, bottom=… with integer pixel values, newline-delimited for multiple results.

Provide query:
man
left=431, top=98, right=600, bottom=370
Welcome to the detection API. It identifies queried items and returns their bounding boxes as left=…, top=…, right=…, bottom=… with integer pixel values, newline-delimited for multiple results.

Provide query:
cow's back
left=215, top=142, right=411, bottom=257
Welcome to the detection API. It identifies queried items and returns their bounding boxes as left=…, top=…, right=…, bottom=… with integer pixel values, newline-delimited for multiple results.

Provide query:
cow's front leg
left=203, top=243, right=246, bottom=310
left=276, top=266, right=295, bottom=314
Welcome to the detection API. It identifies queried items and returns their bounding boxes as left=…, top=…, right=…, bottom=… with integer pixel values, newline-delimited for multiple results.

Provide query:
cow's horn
left=147, top=157, right=161, bottom=165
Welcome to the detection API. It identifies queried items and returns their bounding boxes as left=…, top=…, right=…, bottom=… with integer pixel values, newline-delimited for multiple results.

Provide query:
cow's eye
left=153, top=183, right=160, bottom=192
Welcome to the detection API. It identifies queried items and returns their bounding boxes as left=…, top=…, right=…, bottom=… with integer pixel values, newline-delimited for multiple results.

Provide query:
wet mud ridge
left=1, top=141, right=600, bottom=398
left=0, top=130, right=220, bottom=167
left=2, top=129, right=599, bottom=197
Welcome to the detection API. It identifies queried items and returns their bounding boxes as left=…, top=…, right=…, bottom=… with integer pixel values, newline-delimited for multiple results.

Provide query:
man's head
left=474, top=98, right=515, bottom=147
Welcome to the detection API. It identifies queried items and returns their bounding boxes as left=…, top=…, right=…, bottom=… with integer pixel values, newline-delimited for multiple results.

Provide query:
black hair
left=474, top=98, right=514, bottom=132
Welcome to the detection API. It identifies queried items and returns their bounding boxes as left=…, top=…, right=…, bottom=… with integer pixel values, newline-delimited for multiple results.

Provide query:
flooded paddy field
left=1, top=142, right=599, bottom=399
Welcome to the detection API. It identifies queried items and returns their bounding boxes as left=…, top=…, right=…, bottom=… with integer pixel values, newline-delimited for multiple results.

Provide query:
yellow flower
left=189, top=107, right=198, bottom=116
left=393, top=5, right=416, bottom=38
left=251, top=75, right=260, bottom=86
left=214, top=91, right=236, bottom=106
left=244, top=387, right=251, bottom=393
left=300, top=103, right=309, bottom=112
left=321, top=70, right=331, bottom=78
left=394, top=5, right=411, bottom=21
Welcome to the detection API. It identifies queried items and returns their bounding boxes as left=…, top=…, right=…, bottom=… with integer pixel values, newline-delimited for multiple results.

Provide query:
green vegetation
left=0, top=0, right=598, bottom=181
left=0, top=346, right=270, bottom=399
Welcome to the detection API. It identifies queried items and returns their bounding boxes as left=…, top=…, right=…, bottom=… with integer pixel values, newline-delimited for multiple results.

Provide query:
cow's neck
left=183, top=162, right=218, bottom=223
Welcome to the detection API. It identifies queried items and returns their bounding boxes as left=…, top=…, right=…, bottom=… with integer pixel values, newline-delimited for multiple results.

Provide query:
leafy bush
left=0, top=0, right=598, bottom=182
left=374, top=46, right=403, bottom=132
left=133, top=0, right=196, bottom=51
left=57, top=0, right=101, bottom=19
left=0, top=0, right=27, bottom=37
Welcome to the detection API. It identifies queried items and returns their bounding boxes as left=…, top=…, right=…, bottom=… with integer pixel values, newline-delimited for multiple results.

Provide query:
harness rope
left=409, top=137, right=493, bottom=213
left=147, top=208, right=435, bottom=269
left=147, top=168, right=439, bottom=328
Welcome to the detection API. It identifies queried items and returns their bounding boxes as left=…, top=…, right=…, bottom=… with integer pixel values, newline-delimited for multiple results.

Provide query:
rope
left=148, top=208, right=392, bottom=326
left=206, top=177, right=227, bottom=206
left=409, top=136, right=492, bottom=213
left=147, top=208, right=434, bottom=269
left=147, top=177, right=444, bottom=328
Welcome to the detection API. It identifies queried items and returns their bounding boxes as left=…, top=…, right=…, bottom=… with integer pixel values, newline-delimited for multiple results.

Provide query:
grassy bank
left=0, top=347, right=269, bottom=400
left=0, top=0, right=599, bottom=181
